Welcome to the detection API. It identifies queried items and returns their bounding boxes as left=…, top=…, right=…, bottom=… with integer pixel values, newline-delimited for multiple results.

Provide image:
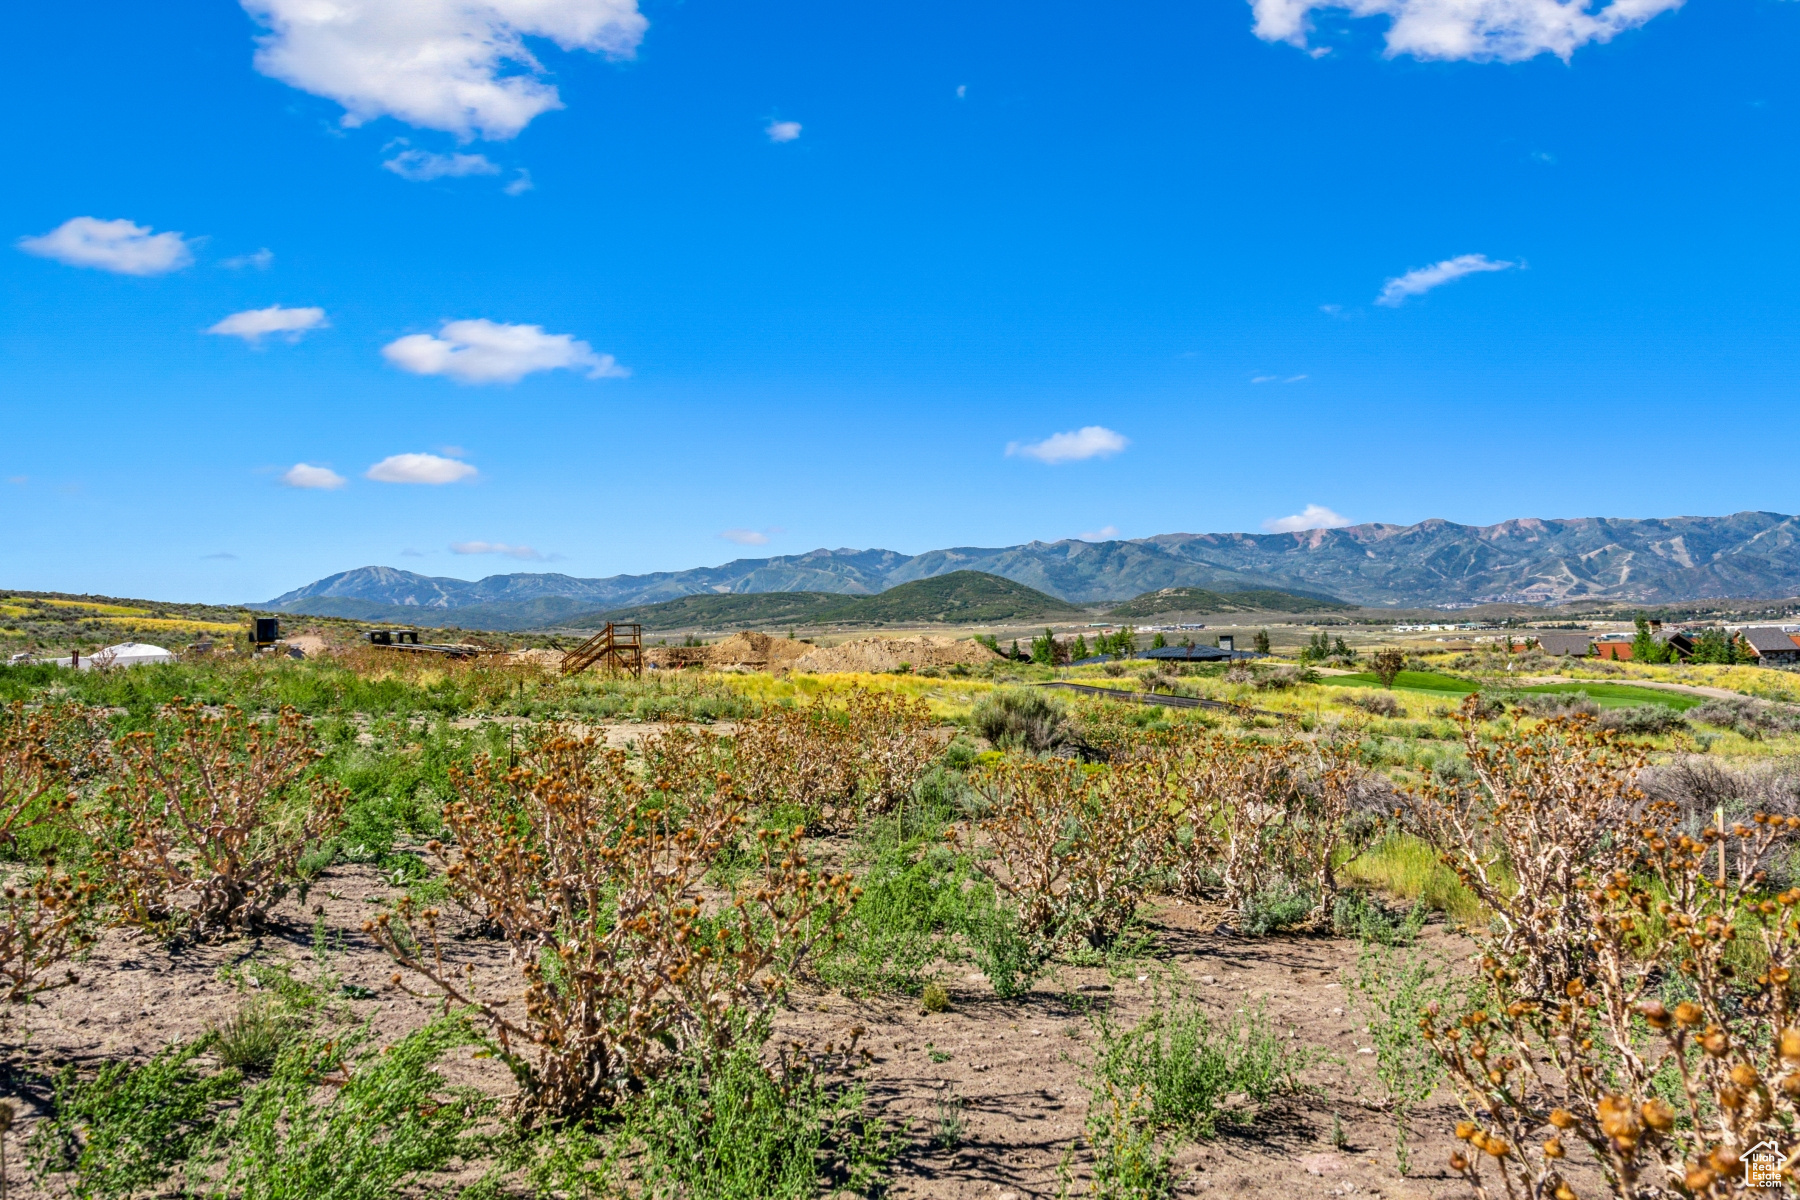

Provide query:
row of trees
left=1631, top=615, right=1746, bottom=665
left=979, top=626, right=1144, bottom=665
left=986, top=626, right=1276, bottom=664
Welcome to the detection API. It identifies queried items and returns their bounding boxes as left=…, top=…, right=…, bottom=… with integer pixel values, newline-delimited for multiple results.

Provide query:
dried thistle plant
left=367, top=724, right=855, bottom=1123
left=1411, top=701, right=1800, bottom=1197
left=969, top=756, right=1167, bottom=954
left=92, top=704, right=345, bottom=941
left=731, top=688, right=937, bottom=827
left=0, top=703, right=96, bottom=1003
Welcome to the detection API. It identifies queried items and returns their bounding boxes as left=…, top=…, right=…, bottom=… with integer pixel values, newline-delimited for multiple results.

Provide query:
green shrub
left=28, top=1014, right=489, bottom=1200
left=1347, top=942, right=1461, bottom=1174
left=1238, top=885, right=1313, bottom=936
left=1087, top=996, right=1311, bottom=1139
left=1072, top=1084, right=1171, bottom=1200
left=965, top=901, right=1043, bottom=999
left=1597, top=704, right=1688, bottom=736
left=970, top=688, right=1068, bottom=753
left=934, top=1091, right=966, bottom=1150
left=521, top=1029, right=888, bottom=1200
left=1329, top=891, right=1425, bottom=946
left=28, top=1036, right=240, bottom=1198
left=818, top=793, right=981, bottom=997
left=217, top=1016, right=491, bottom=1200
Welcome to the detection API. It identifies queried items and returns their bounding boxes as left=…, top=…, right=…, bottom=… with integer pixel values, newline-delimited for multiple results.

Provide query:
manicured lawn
left=1518, top=681, right=1702, bottom=711
left=1320, top=671, right=1478, bottom=695
left=1321, top=670, right=1699, bottom=710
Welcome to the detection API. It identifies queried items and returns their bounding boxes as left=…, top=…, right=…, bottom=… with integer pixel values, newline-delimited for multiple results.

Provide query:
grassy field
left=1318, top=669, right=1701, bottom=710
left=1318, top=669, right=1478, bottom=696
left=0, top=645, right=1796, bottom=1199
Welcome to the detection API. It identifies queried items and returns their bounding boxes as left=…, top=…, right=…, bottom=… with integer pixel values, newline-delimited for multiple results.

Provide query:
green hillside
left=581, top=571, right=1082, bottom=631
left=848, top=571, right=1086, bottom=623
left=1107, top=586, right=1356, bottom=618
left=260, top=594, right=605, bottom=632
left=574, top=591, right=846, bottom=630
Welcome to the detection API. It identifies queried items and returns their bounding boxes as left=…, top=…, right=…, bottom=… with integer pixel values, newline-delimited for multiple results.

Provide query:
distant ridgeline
left=1106, top=587, right=1355, bottom=617
left=580, top=572, right=1085, bottom=630
left=253, top=511, right=1800, bottom=631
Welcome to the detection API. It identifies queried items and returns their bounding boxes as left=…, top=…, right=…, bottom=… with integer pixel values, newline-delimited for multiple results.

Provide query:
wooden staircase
left=561, top=622, right=644, bottom=678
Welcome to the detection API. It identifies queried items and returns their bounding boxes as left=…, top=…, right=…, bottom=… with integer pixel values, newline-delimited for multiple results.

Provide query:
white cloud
left=956, top=84, right=967, bottom=99
left=1262, top=504, right=1353, bottom=533
left=765, top=120, right=802, bottom=143
left=1252, top=374, right=1309, bottom=383
left=504, top=169, right=534, bottom=195
left=208, top=305, right=328, bottom=344
left=450, top=540, right=544, bottom=559
left=382, top=148, right=500, bottom=181
left=17, top=217, right=194, bottom=275
left=383, top=319, right=627, bottom=384
left=1006, top=426, right=1129, bottom=464
left=221, top=248, right=274, bottom=270
left=1376, top=253, right=1515, bottom=306
left=1077, top=526, right=1122, bottom=542
left=281, top=462, right=348, bottom=489
left=719, top=529, right=771, bottom=546
left=241, top=0, right=647, bottom=140
left=202, top=551, right=240, bottom=560
left=1248, top=0, right=1682, bottom=62
left=366, top=453, right=477, bottom=484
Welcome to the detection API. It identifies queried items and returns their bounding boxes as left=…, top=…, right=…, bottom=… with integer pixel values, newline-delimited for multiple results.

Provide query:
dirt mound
left=791, top=635, right=1001, bottom=674
left=281, top=635, right=330, bottom=658
left=707, top=630, right=810, bottom=668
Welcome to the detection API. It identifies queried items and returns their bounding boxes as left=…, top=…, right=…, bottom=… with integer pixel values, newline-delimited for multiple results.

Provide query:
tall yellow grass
left=1343, top=832, right=1487, bottom=923
left=719, top=671, right=998, bottom=719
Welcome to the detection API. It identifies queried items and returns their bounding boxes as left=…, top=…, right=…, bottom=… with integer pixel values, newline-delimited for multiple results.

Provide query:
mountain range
left=256, top=511, right=1800, bottom=629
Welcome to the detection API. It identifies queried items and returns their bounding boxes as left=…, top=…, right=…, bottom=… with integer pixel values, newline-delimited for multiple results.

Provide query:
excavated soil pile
left=707, top=630, right=811, bottom=668
left=792, top=635, right=1001, bottom=674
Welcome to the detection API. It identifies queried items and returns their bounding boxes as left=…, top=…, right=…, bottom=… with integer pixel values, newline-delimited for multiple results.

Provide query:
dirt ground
left=793, top=900, right=1494, bottom=1200
left=0, top=857, right=1533, bottom=1200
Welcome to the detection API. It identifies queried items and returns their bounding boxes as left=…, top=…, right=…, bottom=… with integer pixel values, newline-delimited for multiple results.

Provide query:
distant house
left=1139, top=645, right=1260, bottom=663
left=1589, top=631, right=1695, bottom=663
left=1739, top=626, right=1800, bottom=667
left=1594, top=640, right=1633, bottom=661
left=1536, top=632, right=1594, bottom=657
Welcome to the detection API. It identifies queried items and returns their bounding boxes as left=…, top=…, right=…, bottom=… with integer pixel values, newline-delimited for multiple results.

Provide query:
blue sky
left=4, top=0, right=1798, bottom=603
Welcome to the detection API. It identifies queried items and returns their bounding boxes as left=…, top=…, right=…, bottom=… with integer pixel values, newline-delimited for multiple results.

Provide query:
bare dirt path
left=784, top=902, right=1516, bottom=1200
left=4, top=874, right=1605, bottom=1199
